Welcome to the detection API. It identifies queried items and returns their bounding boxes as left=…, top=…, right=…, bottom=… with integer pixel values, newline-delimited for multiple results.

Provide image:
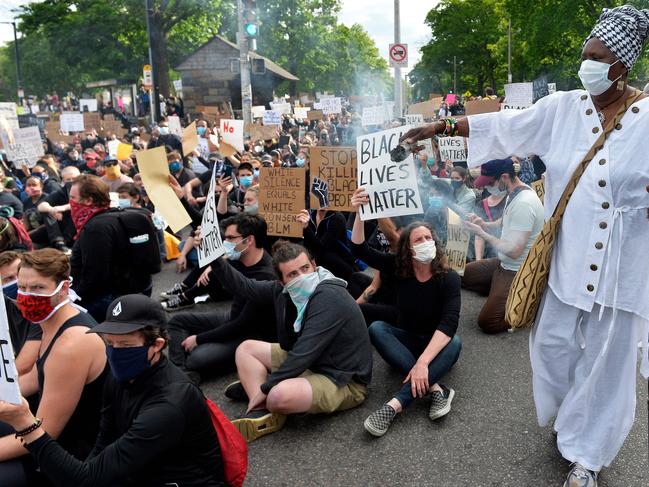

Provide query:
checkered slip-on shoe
left=428, top=385, right=455, bottom=420
left=563, top=463, right=598, bottom=487
left=363, top=403, right=397, bottom=437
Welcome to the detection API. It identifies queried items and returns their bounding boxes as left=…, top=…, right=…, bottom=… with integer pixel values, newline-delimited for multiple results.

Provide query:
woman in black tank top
left=0, top=249, right=107, bottom=486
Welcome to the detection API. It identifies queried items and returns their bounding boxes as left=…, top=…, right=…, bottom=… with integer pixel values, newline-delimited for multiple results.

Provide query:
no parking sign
left=389, top=43, right=408, bottom=68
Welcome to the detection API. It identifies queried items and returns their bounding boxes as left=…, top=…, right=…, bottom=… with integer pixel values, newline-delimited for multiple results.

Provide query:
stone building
left=175, top=35, right=298, bottom=118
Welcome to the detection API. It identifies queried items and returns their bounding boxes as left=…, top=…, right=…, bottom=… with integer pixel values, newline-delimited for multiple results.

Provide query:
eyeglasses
left=223, top=234, right=244, bottom=242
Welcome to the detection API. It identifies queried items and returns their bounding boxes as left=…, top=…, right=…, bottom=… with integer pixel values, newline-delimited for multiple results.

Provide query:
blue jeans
left=368, top=321, right=462, bottom=408
left=178, top=239, right=198, bottom=267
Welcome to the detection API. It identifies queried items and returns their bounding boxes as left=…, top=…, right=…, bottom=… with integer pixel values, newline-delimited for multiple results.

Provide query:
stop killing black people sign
left=356, top=126, right=423, bottom=220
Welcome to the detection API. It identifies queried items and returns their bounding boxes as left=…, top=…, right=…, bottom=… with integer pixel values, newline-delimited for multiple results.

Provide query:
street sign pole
left=394, top=0, right=402, bottom=119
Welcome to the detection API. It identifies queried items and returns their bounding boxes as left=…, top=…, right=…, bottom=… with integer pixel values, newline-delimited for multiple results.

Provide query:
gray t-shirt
left=499, top=188, right=544, bottom=271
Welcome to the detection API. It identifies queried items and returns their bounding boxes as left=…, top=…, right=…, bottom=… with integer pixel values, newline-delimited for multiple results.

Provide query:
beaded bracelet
left=15, top=418, right=42, bottom=439
left=444, top=117, right=458, bottom=137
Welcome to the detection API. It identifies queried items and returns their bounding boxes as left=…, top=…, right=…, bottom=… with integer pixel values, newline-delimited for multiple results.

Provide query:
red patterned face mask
left=70, top=199, right=107, bottom=239
left=17, top=281, right=69, bottom=324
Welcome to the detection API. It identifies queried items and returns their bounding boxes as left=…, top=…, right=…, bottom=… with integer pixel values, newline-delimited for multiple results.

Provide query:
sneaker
left=161, top=293, right=194, bottom=311
left=224, top=381, right=248, bottom=402
left=428, top=385, right=455, bottom=420
left=363, top=403, right=397, bottom=437
left=160, top=283, right=185, bottom=299
left=563, top=463, right=598, bottom=487
left=231, top=409, right=286, bottom=443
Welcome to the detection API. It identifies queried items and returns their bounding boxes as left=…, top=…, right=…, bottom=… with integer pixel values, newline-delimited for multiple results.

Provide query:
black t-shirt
left=23, top=194, right=48, bottom=230
left=0, top=192, right=24, bottom=219
left=45, top=183, right=75, bottom=244
left=6, top=296, right=41, bottom=356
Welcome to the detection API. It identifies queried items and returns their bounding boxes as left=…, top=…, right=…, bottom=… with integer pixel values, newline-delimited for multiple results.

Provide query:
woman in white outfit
left=403, top=6, right=649, bottom=486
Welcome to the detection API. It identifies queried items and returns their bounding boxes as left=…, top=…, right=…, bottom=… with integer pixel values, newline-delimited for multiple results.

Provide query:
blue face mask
left=197, top=126, right=207, bottom=136
left=35, top=172, right=49, bottom=182
left=239, top=175, right=253, bottom=188
left=253, top=169, right=260, bottom=178
left=158, top=126, right=169, bottom=135
left=223, top=238, right=248, bottom=261
left=169, top=161, right=182, bottom=173
left=295, top=158, right=305, bottom=167
left=2, top=279, right=18, bottom=300
left=426, top=157, right=437, bottom=167
left=428, top=196, right=444, bottom=210
left=118, top=198, right=132, bottom=209
left=451, top=180, right=463, bottom=190
left=105, top=344, right=151, bottom=382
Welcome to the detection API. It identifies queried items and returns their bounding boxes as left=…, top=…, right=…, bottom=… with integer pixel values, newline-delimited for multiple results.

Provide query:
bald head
left=61, top=166, right=81, bottom=183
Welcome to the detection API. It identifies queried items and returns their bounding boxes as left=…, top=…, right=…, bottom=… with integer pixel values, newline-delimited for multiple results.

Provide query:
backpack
left=205, top=398, right=248, bottom=487
left=95, top=207, right=162, bottom=277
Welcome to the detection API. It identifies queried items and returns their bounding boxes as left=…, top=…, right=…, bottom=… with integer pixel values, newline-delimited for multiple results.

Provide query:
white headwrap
left=586, top=5, right=649, bottom=69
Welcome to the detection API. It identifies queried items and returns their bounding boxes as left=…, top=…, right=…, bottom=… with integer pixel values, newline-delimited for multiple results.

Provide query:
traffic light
left=243, top=0, right=258, bottom=39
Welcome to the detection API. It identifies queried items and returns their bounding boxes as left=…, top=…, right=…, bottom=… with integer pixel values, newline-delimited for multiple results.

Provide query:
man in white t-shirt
left=461, top=158, right=544, bottom=333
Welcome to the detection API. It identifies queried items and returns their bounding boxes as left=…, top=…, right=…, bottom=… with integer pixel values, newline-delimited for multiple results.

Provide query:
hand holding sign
left=311, top=177, right=330, bottom=208
left=350, top=187, right=370, bottom=213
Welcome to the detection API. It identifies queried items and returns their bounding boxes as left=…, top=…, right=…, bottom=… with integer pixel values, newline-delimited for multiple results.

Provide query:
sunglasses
left=104, top=161, right=118, bottom=167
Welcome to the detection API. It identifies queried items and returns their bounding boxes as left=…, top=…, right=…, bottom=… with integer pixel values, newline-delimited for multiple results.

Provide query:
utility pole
left=1, top=21, right=22, bottom=104
left=393, top=0, right=402, bottom=119
left=508, top=18, right=512, bottom=83
left=238, top=0, right=253, bottom=125
left=453, top=55, right=457, bottom=94
left=145, top=0, right=161, bottom=124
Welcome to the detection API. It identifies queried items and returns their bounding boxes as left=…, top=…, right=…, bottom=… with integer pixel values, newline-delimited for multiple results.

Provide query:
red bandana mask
left=70, top=199, right=107, bottom=239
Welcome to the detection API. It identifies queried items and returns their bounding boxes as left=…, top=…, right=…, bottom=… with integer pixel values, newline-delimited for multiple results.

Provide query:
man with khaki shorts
left=210, top=241, right=372, bottom=442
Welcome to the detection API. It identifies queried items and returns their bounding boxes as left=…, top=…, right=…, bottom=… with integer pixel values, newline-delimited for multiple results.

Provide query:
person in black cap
left=0, top=294, right=226, bottom=487
left=461, top=158, right=544, bottom=334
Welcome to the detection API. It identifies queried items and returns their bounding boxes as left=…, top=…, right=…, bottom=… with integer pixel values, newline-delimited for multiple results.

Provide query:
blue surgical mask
left=223, top=238, right=248, bottom=261
left=578, top=59, right=622, bottom=96
left=295, top=158, right=305, bottom=167
left=169, top=161, right=182, bottom=173
left=2, top=279, right=18, bottom=300
left=244, top=203, right=258, bottom=215
left=118, top=198, right=132, bottom=209
left=451, top=180, right=463, bottom=190
left=158, top=126, right=169, bottom=135
left=239, top=175, right=253, bottom=188
left=426, top=157, right=437, bottom=167
left=428, top=196, right=444, bottom=210
left=253, top=169, right=260, bottom=178
left=197, top=126, right=207, bottom=136
left=105, top=345, right=151, bottom=382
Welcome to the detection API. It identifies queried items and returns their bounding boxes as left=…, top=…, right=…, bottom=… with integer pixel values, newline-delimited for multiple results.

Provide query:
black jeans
left=167, top=309, right=239, bottom=375
left=0, top=422, right=52, bottom=486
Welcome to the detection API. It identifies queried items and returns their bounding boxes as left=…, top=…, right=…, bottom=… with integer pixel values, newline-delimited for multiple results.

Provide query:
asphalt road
left=154, top=262, right=648, bottom=487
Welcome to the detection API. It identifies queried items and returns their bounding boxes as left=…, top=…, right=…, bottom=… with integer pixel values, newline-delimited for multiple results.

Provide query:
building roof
left=175, top=35, right=299, bottom=81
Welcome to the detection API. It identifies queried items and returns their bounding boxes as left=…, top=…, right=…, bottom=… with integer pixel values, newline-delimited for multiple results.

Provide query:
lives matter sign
left=356, top=126, right=423, bottom=220
left=438, top=136, right=467, bottom=163
left=445, top=209, right=470, bottom=276
left=259, top=167, right=306, bottom=237
left=0, top=286, right=21, bottom=405
left=309, top=147, right=357, bottom=211
left=197, top=171, right=225, bottom=267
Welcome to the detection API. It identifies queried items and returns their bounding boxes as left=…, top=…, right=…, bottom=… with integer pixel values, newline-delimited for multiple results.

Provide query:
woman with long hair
left=350, top=188, right=462, bottom=437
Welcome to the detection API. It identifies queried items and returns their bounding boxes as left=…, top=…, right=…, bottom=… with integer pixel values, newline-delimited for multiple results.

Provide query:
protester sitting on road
left=0, top=210, right=32, bottom=253
left=214, top=241, right=372, bottom=442
left=0, top=249, right=107, bottom=486
left=0, top=294, right=226, bottom=487
left=217, top=177, right=260, bottom=218
left=450, top=166, right=476, bottom=215
left=21, top=176, right=47, bottom=233
left=35, top=180, right=74, bottom=253
left=99, top=156, right=133, bottom=192
left=473, top=180, right=507, bottom=261
left=0, top=251, right=40, bottom=376
left=350, top=188, right=461, bottom=437
left=461, top=159, right=544, bottom=334
left=168, top=214, right=277, bottom=382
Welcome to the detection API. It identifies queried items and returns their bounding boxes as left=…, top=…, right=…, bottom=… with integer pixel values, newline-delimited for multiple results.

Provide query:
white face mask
left=485, top=184, right=507, bottom=197
left=412, top=240, right=437, bottom=264
left=578, top=59, right=622, bottom=96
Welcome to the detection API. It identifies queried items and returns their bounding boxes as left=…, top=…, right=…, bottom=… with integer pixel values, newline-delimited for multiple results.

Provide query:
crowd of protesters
left=0, top=5, right=646, bottom=487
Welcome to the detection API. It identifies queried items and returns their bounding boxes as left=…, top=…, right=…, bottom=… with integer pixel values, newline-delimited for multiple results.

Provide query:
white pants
left=529, top=288, right=646, bottom=471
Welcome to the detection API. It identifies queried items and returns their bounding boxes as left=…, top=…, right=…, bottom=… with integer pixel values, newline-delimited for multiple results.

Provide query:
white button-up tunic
left=467, top=90, right=649, bottom=321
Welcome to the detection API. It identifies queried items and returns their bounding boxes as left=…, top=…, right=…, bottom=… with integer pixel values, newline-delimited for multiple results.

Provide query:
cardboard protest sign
left=532, top=75, right=549, bottom=103
left=0, top=102, right=19, bottom=130
left=246, top=123, right=278, bottom=141
left=438, top=137, right=467, bottom=163
left=361, top=106, right=386, bottom=126
left=316, top=97, right=342, bottom=115
left=195, top=104, right=232, bottom=125
left=258, top=167, right=306, bottom=237
left=309, top=147, right=357, bottom=211
left=270, top=102, right=291, bottom=115
left=116, top=143, right=133, bottom=160
left=219, top=119, right=244, bottom=153
left=307, top=110, right=324, bottom=121
left=197, top=171, right=225, bottom=267
left=407, top=100, right=435, bottom=119
left=356, top=126, right=423, bottom=220
left=82, top=112, right=101, bottom=131
left=532, top=179, right=545, bottom=203
left=404, top=114, right=424, bottom=125
left=294, top=107, right=310, bottom=119
left=445, top=208, right=470, bottom=276
left=182, top=121, right=199, bottom=156
left=0, top=126, right=44, bottom=168
left=167, top=115, right=182, bottom=136
left=263, top=110, right=281, bottom=126
left=0, top=289, right=21, bottom=405
left=465, top=99, right=501, bottom=116
left=503, top=83, right=533, bottom=110
left=79, top=99, right=98, bottom=112
left=251, top=105, right=266, bottom=119
left=60, top=112, right=84, bottom=133
left=136, top=146, right=192, bottom=232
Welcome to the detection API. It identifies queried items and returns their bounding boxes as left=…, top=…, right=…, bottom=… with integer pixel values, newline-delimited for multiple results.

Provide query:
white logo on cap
left=112, top=302, right=122, bottom=316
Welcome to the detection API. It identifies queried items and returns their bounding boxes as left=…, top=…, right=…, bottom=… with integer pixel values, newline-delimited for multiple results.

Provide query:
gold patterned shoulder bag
left=505, top=90, right=643, bottom=329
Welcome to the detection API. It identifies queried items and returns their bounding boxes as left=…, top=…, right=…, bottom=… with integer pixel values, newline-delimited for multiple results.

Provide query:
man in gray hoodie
left=211, top=241, right=372, bottom=442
